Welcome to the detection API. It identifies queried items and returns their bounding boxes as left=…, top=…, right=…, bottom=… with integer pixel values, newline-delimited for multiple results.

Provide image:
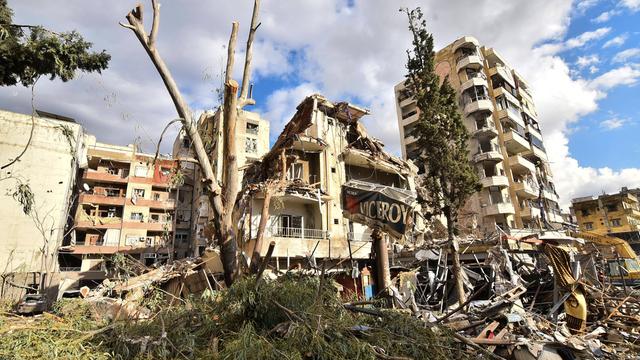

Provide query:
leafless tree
left=120, top=0, right=261, bottom=285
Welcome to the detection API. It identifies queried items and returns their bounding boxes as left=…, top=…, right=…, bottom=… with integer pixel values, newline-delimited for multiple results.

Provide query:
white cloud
left=600, top=117, right=627, bottom=130
left=565, top=27, right=611, bottom=48
left=577, top=0, right=599, bottom=12
left=602, top=34, right=628, bottom=48
left=612, top=48, right=640, bottom=62
left=621, top=0, right=640, bottom=11
left=589, top=65, right=599, bottom=73
left=592, top=9, right=621, bottom=22
left=589, top=65, right=640, bottom=90
left=576, top=54, right=599, bottom=68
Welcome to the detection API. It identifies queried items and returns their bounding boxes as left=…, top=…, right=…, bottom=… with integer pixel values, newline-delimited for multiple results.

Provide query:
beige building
left=0, top=109, right=90, bottom=297
left=60, top=141, right=192, bottom=272
left=172, top=108, right=270, bottom=255
left=395, top=36, right=562, bottom=234
left=244, top=94, right=419, bottom=266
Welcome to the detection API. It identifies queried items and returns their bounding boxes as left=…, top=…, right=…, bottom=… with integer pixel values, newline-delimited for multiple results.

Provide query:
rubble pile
left=391, top=230, right=640, bottom=359
left=0, top=272, right=470, bottom=360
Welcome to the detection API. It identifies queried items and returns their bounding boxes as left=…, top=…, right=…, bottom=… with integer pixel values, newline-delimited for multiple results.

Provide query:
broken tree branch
left=239, top=0, right=261, bottom=102
left=224, top=22, right=238, bottom=84
left=149, top=0, right=160, bottom=48
left=153, top=119, right=181, bottom=165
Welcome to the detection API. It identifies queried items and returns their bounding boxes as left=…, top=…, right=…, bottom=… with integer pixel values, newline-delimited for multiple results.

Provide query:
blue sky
left=561, top=0, right=640, bottom=169
left=1, top=0, right=640, bottom=207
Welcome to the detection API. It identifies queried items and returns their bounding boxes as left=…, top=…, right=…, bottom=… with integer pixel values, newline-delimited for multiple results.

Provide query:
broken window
left=287, top=163, right=303, bottom=181
left=246, top=122, right=259, bottom=135
left=245, top=138, right=258, bottom=154
left=611, top=218, right=622, bottom=227
left=584, top=222, right=594, bottom=230
left=606, top=204, right=618, bottom=212
left=160, top=167, right=171, bottom=176
left=133, top=188, right=145, bottom=198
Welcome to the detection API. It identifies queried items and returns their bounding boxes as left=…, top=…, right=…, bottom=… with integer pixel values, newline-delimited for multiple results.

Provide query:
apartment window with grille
left=584, top=222, right=594, bottom=230
left=130, top=212, right=144, bottom=221
left=611, top=218, right=622, bottom=227
left=133, top=188, right=145, bottom=198
left=245, top=138, right=257, bottom=154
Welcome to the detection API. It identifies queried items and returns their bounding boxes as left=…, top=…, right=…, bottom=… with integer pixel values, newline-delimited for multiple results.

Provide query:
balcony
left=473, top=148, right=503, bottom=163
left=464, top=98, right=493, bottom=115
left=482, top=202, right=515, bottom=216
left=542, top=187, right=559, bottom=202
left=513, top=180, right=538, bottom=198
left=131, top=197, right=176, bottom=210
left=123, top=220, right=173, bottom=232
left=470, top=120, right=498, bottom=139
left=480, top=175, right=509, bottom=188
left=401, top=110, right=419, bottom=125
left=75, top=213, right=122, bottom=229
left=524, top=144, right=548, bottom=162
left=526, top=123, right=542, bottom=139
left=496, top=107, right=525, bottom=128
left=492, top=86, right=519, bottom=107
left=520, top=204, right=541, bottom=218
left=79, top=193, right=126, bottom=206
left=546, top=210, right=564, bottom=223
left=488, top=65, right=515, bottom=87
left=83, top=170, right=128, bottom=184
left=503, top=130, right=530, bottom=154
left=461, top=76, right=488, bottom=93
left=270, top=226, right=328, bottom=240
left=508, top=155, right=536, bottom=175
left=456, top=54, right=483, bottom=73
left=452, top=36, right=480, bottom=52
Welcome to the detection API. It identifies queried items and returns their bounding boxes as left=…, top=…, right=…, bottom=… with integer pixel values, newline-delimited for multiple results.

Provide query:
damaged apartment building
left=175, top=94, right=420, bottom=269
left=58, top=141, right=193, bottom=279
left=395, top=36, right=564, bottom=234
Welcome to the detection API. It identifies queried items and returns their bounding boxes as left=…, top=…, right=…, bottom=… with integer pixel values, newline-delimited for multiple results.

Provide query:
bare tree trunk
left=446, top=209, right=466, bottom=307
left=250, top=189, right=272, bottom=273
left=239, top=0, right=261, bottom=101
left=220, top=79, right=240, bottom=285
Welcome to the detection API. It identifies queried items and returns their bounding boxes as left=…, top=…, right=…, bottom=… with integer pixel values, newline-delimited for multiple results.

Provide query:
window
left=606, top=204, right=618, bottom=212
left=106, top=208, right=117, bottom=218
left=134, top=165, right=147, bottom=177
left=175, top=233, right=188, bottom=245
left=130, top=212, right=144, bottom=221
left=611, top=218, right=622, bottom=227
left=133, top=188, right=145, bottom=198
left=125, top=236, right=143, bottom=246
left=154, top=192, right=161, bottom=201
left=584, top=222, right=593, bottom=230
left=245, top=138, right=257, bottom=154
left=334, top=219, right=339, bottom=225
left=246, top=122, right=259, bottom=135
left=160, top=167, right=171, bottom=176
left=581, top=209, right=591, bottom=216
left=287, top=163, right=303, bottom=180
left=182, top=137, right=191, bottom=149
left=150, top=214, right=160, bottom=222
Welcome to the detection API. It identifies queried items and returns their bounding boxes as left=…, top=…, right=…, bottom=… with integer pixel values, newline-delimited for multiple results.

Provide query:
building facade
left=572, top=188, right=640, bottom=244
left=0, top=110, right=89, bottom=283
left=59, top=141, right=191, bottom=273
left=395, top=36, right=563, bottom=234
left=172, top=109, right=270, bottom=256
left=244, top=94, right=419, bottom=267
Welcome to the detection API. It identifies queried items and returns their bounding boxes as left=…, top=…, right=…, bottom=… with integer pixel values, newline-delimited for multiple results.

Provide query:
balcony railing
left=59, top=267, right=82, bottom=272
left=271, top=226, right=327, bottom=240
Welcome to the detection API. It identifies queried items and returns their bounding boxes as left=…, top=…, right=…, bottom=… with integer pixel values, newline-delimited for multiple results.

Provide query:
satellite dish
left=83, top=183, right=90, bottom=191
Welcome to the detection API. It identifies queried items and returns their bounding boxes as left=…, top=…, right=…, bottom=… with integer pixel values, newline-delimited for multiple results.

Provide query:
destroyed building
left=59, top=141, right=193, bottom=278
left=172, top=108, right=270, bottom=256
left=395, top=36, right=565, bottom=234
left=240, top=94, right=420, bottom=268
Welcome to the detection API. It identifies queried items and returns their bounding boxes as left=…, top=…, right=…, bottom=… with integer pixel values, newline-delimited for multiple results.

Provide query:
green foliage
left=0, top=0, right=110, bottom=87
left=0, top=275, right=471, bottom=360
left=402, top=8, right=481, bottom=229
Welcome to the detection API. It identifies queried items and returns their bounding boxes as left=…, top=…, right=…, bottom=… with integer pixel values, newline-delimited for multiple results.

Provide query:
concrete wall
left=0, top=110, right=87, bottom=274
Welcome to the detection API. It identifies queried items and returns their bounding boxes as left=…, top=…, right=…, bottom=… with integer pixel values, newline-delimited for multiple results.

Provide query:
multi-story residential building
left=172, top=109, right=270, bottom=256
left=243, top=94, right=419, bottom=267
left=572, top=188, right=640, bottom=244
left=0, top=109, right=90, bottom=299
left=59, top=141, right=192, bottom=274
left=394, top=36, right=562, bottom=234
